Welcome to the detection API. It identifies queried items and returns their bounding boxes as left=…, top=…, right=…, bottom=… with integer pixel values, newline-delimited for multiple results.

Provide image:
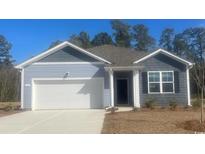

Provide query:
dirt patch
left=102, top=110, right=205, bottom=134
left=176, top=120, right=205, bottom=132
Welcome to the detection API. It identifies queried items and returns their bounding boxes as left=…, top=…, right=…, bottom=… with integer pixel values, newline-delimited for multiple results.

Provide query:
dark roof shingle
left=87, top=45, right=148, bottom=66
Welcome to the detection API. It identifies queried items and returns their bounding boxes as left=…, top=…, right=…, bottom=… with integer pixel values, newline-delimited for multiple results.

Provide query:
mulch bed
left=176, top=120, right=205, bottom=132
left=101, top=109, right=205, bottom=134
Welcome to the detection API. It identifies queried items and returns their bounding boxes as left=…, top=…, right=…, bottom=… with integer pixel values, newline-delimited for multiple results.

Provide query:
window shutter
left=142, top=72, right=148, bottom=94
left=174, top=71, right=180, bottom=93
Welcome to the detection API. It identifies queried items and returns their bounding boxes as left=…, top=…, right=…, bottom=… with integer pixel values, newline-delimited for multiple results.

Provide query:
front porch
left=105, top=66, right=141, bottom=108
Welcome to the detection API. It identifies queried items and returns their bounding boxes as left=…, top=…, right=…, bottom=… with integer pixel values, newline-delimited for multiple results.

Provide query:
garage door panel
left=33, top=79, right=103, bottom=109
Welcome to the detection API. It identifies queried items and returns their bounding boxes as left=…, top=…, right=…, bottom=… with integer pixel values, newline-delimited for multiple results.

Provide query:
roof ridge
left=87, top=44, right=116, bottom=50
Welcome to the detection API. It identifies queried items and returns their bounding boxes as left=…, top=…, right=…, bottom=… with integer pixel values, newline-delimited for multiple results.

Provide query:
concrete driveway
left=0, top=110, right=105, bottom=134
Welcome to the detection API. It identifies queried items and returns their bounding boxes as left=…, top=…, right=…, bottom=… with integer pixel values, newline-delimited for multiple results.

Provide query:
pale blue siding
left=23, top=64, right=110, bottom=109
left=39, top=46, right=98, bottom=62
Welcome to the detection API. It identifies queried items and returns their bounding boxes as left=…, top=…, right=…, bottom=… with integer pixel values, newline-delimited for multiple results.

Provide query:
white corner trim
left=15, top=41, right=111, bottom=69
left=133, top=70, right=140, bottom=108
left=20, top=69, right=24, bottom=109
left=108, top=69, right=114, bottom=107
left=134, top=48, right=193, bottom=66
left=31, top=79, right=35, bottom=111
left=186, top=67, right=191, bottom=106
left=32, top=62, right=104, bottom=65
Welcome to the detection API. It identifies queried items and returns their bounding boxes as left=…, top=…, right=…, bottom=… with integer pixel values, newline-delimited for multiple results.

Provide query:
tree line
left=1, top=19, right=205, bottom=102
left=0, top=35, right=20, bottom=102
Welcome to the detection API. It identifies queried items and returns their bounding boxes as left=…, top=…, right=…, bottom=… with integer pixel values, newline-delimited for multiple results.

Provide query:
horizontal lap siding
left=138, top=53, right=188, bottom=106
left=23, top=64, right=110, bottom=109
left=39, top=46, right=98, bottom=62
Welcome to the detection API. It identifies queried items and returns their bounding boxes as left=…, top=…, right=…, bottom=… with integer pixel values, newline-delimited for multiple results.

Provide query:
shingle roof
left=87, top=45, right=149, bottom=66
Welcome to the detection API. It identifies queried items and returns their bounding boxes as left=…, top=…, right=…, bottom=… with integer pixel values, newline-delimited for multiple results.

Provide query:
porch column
left=109, top=69, right=114, bottom=107
left=133, top=70, right=140, bottom=108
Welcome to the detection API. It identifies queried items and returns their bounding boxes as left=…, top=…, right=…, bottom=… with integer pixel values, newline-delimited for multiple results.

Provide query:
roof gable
left=15, top=41, right=111, bottom=69
left=134, top=49, right=194, bottom=66
left=38, top=46, right=99, bottom=62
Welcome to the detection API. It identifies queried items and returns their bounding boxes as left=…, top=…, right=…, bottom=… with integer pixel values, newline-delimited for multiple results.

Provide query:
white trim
left=31, top=79, right=35, bottom=111
left=109, top=69, right=114, bottom=107
left=134, top=48, right=194, bottom=66
left=15, top=41, right=111, bottom=69
left=133, top=70, right=140, bottom=108
left=148, top=71, right=175, bottom=94
left=32, top=62, right=104, bottom=65
left=20, top=69, right=24, bottom=109
left=31, top=77, right=104, bottom=110
left=31, top=77, right=103, bottom=81
left=105, top=66, right=143, bottom=71
left=186, top=67, right=191, bottom=106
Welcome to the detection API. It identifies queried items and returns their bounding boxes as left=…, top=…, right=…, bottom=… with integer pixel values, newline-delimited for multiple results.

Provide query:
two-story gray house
left=16, top=41, right=194, bottom=110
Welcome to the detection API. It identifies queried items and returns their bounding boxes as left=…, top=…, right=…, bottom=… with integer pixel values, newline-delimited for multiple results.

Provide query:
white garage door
left=33, top=78, right=104, bottom=110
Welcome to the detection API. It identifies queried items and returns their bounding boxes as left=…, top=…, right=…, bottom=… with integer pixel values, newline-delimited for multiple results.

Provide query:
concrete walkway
left=0, top=110, right=105, bottom=134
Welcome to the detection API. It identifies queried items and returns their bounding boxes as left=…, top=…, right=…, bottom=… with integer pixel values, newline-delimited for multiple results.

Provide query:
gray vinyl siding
left=23, top=64, right=110, bottom=109
left=138, top=53, right=188, bottom=107
left=38, top=46, right=98, bottom=62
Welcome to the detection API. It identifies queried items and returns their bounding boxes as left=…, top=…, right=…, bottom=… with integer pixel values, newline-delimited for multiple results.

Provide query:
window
left=162, top=72, right=174, bottom=93
left=148, top=72, right=160, bottom=93
left=148, top=71, right=174, bottom=94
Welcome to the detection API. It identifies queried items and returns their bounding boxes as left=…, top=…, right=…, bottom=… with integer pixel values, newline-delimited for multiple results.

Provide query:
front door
left=116, top=78, right=129, bottom=105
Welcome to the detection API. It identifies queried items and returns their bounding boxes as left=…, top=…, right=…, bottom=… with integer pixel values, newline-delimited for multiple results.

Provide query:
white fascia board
left=104, top=66, right=143, bottom=71
left=134, top=49, right=194, bottom=66
left=15, top=41, right=111, bottom=69
left=32, top=62, right=104, bottom=65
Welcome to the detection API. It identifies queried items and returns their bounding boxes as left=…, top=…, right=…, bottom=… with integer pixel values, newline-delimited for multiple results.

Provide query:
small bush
left=177, top=120, right=205, bottom=132
left=133, top=107, right=140, bottom=112
left=169, top=101, right=178, bottom=111
left=184, top=105, right=192, bottom=111
left=0, top=102, right=20, bottom=111
left=3, top=105, right=12, bottom=111
left=144, top=98, right=156, bottom=110
left=160, top=106, right=166, bottom=110
left=192, top=99, right=201, bottom=109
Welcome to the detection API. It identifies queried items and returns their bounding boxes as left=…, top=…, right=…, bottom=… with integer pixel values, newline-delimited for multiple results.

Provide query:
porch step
left=116, top=107, right=133, bottom=112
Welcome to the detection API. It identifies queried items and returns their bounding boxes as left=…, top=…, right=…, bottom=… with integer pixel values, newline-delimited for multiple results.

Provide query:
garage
left=32, top=78, right=104, bottom=110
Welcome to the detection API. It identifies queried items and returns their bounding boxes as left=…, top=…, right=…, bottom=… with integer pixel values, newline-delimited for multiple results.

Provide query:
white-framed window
left=148, top=71, right=175, bottom=94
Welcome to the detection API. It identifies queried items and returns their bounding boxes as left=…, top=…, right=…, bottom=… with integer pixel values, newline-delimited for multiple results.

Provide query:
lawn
left=101, top=109, right=205, bottom=134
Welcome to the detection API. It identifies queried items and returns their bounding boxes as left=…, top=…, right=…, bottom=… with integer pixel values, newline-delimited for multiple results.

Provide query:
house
left=16, top=41, right=194, bottom=110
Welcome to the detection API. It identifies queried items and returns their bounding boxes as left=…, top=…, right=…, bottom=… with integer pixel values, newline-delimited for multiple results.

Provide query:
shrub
left=169, top=101, right=178, bottom=111
left=144, top=98, right=156, bottom=109
left=160, top=106, right=166, bottom=110
left=0, top=102, right=20, bottom=111
left=192, top=99, right=201, bottom=109
left=133, top=107, right=140, bottom=112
